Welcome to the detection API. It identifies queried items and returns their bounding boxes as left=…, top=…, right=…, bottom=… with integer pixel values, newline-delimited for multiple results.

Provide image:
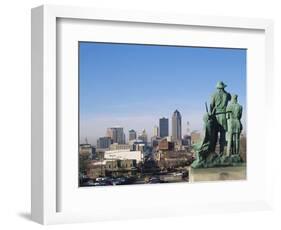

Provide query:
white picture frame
left=31, top=5, right=274, bottom=225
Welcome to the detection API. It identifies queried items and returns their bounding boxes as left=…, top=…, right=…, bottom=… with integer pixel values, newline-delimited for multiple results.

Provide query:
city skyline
left=83, top=109, right=189, bottom=146
left=79, top=42, right=246, bottom=145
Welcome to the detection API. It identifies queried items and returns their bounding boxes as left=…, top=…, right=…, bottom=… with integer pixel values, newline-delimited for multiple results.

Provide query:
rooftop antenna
left=85, top=137, right=88, bottom=144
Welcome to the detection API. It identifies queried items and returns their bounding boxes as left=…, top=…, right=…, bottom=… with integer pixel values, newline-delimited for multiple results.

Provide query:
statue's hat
left=216, top=81, right=227, bottom=89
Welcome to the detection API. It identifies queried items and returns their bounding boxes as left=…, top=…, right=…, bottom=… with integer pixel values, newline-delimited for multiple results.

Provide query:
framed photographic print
left=31, top=5, right=274, bottom=225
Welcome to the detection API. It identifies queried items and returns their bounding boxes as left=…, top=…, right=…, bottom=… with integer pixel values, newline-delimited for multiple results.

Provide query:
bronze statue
left=191, top=81, right=243, bottom=168
left=210, top=81, right=231, bottom=154
left=191, top=110, right=218, bottom=168
left=226, top=94, right=243, bottom=156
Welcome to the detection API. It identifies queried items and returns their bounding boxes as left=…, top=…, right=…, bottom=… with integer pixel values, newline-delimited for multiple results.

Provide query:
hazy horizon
left=79, top=42, right=247, bottom=146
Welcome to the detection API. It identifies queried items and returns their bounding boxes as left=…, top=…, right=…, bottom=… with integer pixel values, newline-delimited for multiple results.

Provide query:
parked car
left=108, top=178, right=122, bottom=186
left=94, top=181, right=109, bottom=186
left=84, top=180, right=95, bottom=186
left=148, top=176, right=162, bottom=184
left=173, top=172, right=183, bottom=177
left=95, top=177, right=109, bottom=182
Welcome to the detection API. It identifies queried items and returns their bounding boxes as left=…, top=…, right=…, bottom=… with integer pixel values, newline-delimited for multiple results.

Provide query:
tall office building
left=97, top=137, right=112, bottom=149
left=186, top=121, right=191, bottom=135
left=153, top=126, right=159, bottom=137
left=172, top=110, right=182, bottom=141
left=129, top=129, right=137, bottom=141
left=107, top=127, right=125, bottom=144
left=138, top=129, right=148, bottom=143
left=159, top=117, right=169, bottom=138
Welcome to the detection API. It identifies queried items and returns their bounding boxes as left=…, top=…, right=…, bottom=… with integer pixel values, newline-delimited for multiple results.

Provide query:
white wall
left=0, top=0, right=280, bottom=229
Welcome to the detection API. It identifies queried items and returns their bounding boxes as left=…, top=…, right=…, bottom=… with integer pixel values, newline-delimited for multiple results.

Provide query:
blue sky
left=79, top=42, right=246, bottom=145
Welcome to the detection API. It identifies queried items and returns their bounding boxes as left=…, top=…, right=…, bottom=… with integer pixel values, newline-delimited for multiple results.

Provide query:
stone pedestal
left=189, top=164, right=246, bottom=182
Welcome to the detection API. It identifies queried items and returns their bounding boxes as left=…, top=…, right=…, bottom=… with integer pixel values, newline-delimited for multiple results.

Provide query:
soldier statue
left=210, top=81, right=231, bottom=154
left=191, top=81, right=244, bottom=168
left=226, top=94, right=243, bottom=156
left=190, top=108, right=218, bottom=168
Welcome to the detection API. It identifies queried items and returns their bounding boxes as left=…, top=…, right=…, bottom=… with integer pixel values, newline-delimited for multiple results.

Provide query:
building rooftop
left=173, top=109, right=181, bottom=116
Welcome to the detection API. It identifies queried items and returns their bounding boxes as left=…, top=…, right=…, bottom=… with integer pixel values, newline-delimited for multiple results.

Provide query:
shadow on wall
left=17, top=212, right=32, bottom=221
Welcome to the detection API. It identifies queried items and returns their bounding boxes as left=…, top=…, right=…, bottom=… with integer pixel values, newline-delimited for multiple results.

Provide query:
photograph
left=78, top=42, right=247, bottom=187
left=27, top=3, right=277, bottom=226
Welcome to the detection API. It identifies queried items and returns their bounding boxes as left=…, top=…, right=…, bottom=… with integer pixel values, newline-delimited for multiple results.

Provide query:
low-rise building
left=129, top=139, right=147, bottom=152
left=86, top=159, right=137, bottom=179
left=104, top=149, right=143, bottom=163
left=158, top=138, right=175, bottom=151
left=79, top=144, right=95, bottom=159
left=151, top=136, right=162, bottom=148
left=191, top=131, right=201, bottom=145
left=182, top=135, right=191, bottom=146
left=119, top=159, right=137, bottom=169
left=86, top=160, right=106, bottom=179
left=109, top=143, right=130, bottom=151
left=105, top=159, right=119, bottom=170
left=105, top=159, right=137, bottom=170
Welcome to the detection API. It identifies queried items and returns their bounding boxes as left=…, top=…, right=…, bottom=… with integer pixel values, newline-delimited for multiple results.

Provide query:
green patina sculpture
left=191, top=81, right=243, bottom=168
left=226, top=94, right=243, bottom=156
left=210, top=81, right=231, bottom=154
left=191, top=111, right=218, bottom=168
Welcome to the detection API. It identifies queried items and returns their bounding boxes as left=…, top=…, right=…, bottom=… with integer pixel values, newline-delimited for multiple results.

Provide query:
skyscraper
left=97, top=136, right=112, bottom=149
left=129, top=129, right=137, bottom=141
left=186, top=121, right=191, bottom=136
left=138, top=129, right=148, bottom=143
left=107, top=127, right=125, bottom=144
left=153, top=126, right=159, bottom=137
left=172, top=110, right=182, bottom=141
left=159, top=117, right=169, bottom=138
